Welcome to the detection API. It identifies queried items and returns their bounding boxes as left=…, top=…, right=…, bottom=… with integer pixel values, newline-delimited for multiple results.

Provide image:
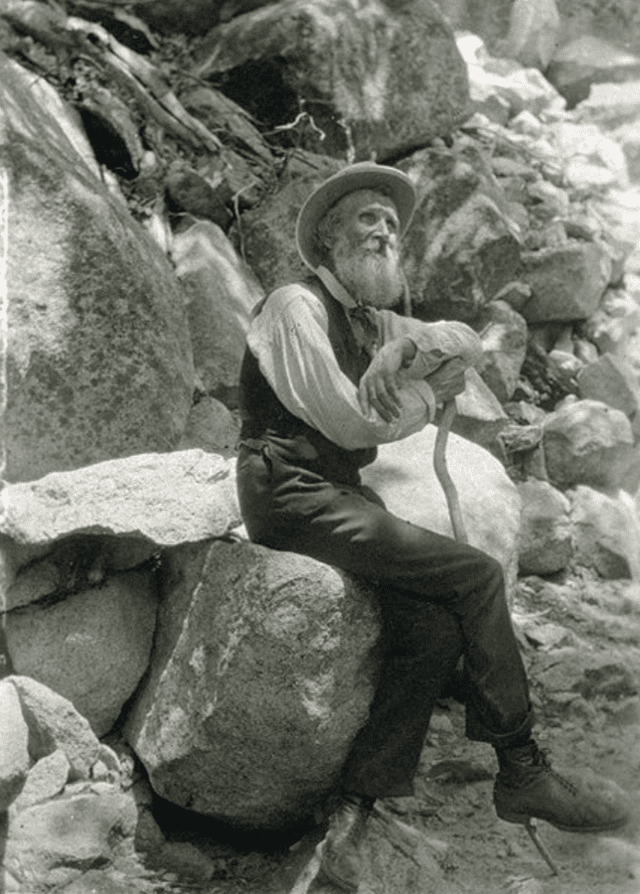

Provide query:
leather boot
left=318, top=795, right=374, bottom=892
left=494, top=740, right=630, bottom=833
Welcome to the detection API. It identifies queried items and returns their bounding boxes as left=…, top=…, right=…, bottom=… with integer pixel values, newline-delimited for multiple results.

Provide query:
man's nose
left=370, top=218, right=394, bottom=243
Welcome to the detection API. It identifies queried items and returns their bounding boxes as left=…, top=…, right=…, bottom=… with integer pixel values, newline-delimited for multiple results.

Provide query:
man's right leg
left=239, top=448, right=532, bottom=783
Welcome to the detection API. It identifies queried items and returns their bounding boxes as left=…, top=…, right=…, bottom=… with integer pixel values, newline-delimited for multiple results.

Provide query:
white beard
left=331, top=233, right=405, bottom=310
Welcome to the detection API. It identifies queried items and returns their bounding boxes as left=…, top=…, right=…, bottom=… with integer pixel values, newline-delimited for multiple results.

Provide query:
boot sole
left=496, top=808, right=629, bottom=834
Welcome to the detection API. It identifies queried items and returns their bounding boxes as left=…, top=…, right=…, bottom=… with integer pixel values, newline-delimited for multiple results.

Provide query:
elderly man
left=236, top=163, right=628, bottom=891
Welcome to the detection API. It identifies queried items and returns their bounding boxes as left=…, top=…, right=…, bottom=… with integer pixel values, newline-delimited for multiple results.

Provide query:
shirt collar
left=315, top=265, right=358, bottom=310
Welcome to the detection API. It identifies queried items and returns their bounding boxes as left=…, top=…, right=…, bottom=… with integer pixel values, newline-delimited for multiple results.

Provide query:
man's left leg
left=246, top=465, right=629, bottom=887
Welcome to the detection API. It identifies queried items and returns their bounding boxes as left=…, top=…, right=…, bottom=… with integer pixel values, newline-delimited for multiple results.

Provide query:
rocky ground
left=82, top=567, right=640, bottom=894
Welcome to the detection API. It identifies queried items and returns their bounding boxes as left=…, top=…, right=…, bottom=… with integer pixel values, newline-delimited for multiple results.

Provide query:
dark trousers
left=237, top=441, right=533, bottom=799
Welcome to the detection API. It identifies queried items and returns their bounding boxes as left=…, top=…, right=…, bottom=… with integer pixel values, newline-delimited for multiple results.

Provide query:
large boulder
left=570, top=486, right=640, bottom=581
left=230, top=151, right=341, bottom=293
left=578, top=353, right=640, bottom=438
left=125, top=539, right=380, bottom=830
left=361, top=424, right=521, bottom=595
left=0, top=54, right=195, bottom=483
left=194, top=0, right=470, bottom=162
left=542, top=399, right=635, bottom=492
left=519, top=242, right=612, bottom=324
left=171, top=221, right=264, bottom=403
left=0, top=449, right=240, bottom=549
left=400, top=142, right=522, bottom=322
left=547, top=35, right=640, bottom=107
left=6, top=569, right=158, bottom=737
left=501, top=0, right=560, bottom=70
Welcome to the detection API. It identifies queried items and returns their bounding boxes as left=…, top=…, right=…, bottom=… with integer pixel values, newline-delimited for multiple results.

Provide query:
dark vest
left=239, top=277, right=377, bottom=484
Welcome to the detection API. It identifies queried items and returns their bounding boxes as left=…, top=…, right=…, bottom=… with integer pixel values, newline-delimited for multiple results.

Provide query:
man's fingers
left=370, top=397, right=394, bottom=423
left=359, top=371, right=403, bottom=421
left=368, top=375, right=402, bottom=420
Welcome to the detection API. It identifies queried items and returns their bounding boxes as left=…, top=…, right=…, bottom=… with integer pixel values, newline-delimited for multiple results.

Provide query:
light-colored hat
left=295, top=162, right=417, bottom=270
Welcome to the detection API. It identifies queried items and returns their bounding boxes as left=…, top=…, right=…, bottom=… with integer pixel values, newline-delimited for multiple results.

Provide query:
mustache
left=351, top=240, right=399, bottom=261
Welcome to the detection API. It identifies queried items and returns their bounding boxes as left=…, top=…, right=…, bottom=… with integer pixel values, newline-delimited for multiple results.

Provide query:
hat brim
left=295, top=162, right=417, bottom=271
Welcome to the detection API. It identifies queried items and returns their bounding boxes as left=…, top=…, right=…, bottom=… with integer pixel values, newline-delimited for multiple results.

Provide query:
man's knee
left=463, top=548, right=505, bottom=597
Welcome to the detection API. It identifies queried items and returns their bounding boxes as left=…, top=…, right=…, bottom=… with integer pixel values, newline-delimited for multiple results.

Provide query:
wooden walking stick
left=433, top=400, right=467, bottom=544
left=433, top=400, right=559, bottom=878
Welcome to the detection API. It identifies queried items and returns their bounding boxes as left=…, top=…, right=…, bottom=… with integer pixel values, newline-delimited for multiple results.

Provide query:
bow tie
left=348, top=305, right=379, bottom=357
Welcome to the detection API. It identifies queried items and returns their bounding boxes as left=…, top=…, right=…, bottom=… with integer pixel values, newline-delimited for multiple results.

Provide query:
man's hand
left=358, top=337, right=416, bottom=423
left=427, top=357, right=467, bottom=405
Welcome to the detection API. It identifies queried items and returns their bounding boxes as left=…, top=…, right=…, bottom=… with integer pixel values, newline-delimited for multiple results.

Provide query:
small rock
left=177, top=395, right=240, bottom=457
left=586, top=288, right=640, bottom=357
left=166, top=162, right=232, bottom=227
left=8, top=675, right=100, bottom=780
left=517, top=479, right=572, bottom=576
left=476, top=301, right=528, bottom=403
left=4, top=789, right=137, bottom=887
left=11, top=749, right=70, bottom=814
left=96, top=743, right=122, bottom=777
left=568, top=697, right=597, bottom=723
left=522, top=622, right=573, bottom=651
left=609, top=698, right=640, bottom=726
left=578, top=353, right=640, bottom=435
left=451, top=368, right=509, bottom=456
left=520, top=242, right=612, bottom=324
left=135, top=807, right=166, bottom=856
left=429, top=713, right=454, bottom=734
left=156, top=841, right=215, bottom=882
left=91, top=760, right=110, bottom=781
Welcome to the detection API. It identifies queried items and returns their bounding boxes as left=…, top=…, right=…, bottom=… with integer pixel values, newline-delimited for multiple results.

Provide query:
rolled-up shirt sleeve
left=374, top=310, right=483, bottom=379
left=247, top=286, right=436, bottom=450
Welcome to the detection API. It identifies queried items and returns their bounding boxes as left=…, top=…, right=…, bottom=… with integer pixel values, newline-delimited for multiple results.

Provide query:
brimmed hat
left=295, top=162, right=417, bottom=270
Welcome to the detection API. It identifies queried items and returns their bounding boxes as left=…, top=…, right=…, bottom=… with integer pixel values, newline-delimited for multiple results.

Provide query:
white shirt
left=247, top=267, right=482, bottom=450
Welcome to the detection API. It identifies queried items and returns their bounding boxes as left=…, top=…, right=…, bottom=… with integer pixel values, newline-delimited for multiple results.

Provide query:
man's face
left=328, top=190, right=405, bottom=309
left=338, top=190, right=400, bottom=256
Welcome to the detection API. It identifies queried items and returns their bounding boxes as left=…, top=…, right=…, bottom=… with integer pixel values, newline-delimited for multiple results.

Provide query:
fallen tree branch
left=65, top=16, right=223, bottom=152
